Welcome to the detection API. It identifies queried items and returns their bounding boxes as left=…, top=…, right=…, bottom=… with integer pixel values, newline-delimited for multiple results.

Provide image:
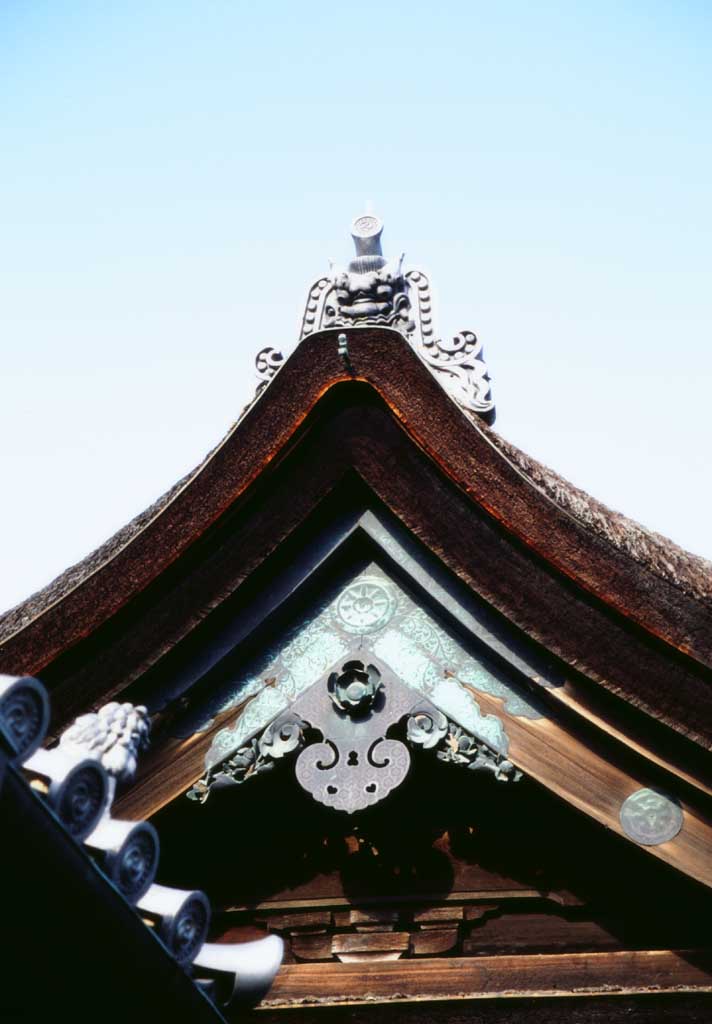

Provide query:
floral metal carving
left=334, top=577, right=397, bottom=633
left=407, top=704, right=521, bottom=782
left=187, top=712, right=307, bottom=804
left=292, top=656, right=415, bottom=813
left=328, top=660, right=383, bottom=716
left=297, top=214, right=495, bottom=425
left=189, top=652, right=521, bottom=813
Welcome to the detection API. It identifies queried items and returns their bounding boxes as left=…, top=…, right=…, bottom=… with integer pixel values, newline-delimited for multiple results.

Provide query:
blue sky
left=1, top=2, right=710, bottom=613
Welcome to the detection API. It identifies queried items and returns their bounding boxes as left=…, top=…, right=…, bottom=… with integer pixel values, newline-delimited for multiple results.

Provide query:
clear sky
left=1, top=2, right=710, bottom=614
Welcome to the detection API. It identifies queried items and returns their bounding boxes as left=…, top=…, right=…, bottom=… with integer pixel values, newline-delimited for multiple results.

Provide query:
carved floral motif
left=187, top=712, right=308, bottom=804
left=328, top=660, right=383, bottom=717
left=407, top=705, right=521, bottom=783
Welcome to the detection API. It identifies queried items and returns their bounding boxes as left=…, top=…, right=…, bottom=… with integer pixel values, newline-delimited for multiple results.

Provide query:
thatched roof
left=1, top=410, right=709, bottom=647
left=485, top=428, right=712, bottom=607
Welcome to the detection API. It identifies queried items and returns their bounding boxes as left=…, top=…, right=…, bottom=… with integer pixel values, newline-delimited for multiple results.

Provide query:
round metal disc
left=620, top=788, right=683, bottom=846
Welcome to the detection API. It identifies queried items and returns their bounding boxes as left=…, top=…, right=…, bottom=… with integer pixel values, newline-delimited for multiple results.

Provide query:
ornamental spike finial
left=294, top=214, right=496, bottom=425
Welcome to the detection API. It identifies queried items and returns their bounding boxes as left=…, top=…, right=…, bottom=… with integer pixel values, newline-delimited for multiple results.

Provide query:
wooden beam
left=460, top=683, right=712, bottom=889
left=259, top=950, right=712, bottom=1009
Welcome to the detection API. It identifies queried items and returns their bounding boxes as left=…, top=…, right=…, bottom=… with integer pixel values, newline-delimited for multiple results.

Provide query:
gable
left=0, top=330, right=708, bottom=895
left=98, top=503, right=711, bottom=891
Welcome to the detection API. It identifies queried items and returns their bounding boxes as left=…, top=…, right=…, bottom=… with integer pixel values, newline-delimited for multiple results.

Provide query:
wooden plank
left=332, top=933, right=410, bottom=955
left=255, top=911, right=332, bottom=931
left=223, top=890, right=553, bottom=913
left=459, top=682, right=712, bottom=890
left=413, top=906, right=464, bottom=923
left=291, top=933, right=334, bottom=962
left=255, top=993, right=712, bottom=1024
left=462, top=912, right=621, bottom=954
left=349, top=909, right=399, bottom=925
left=548, top=678, right=712, bottom=800
left=411, top=929, right=459, bottom=956
left=259, top=950, right=712, bottom=1008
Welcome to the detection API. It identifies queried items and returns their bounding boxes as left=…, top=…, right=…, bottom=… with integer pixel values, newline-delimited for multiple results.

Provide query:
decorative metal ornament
left=290, top=656, right=418, bottom=813
left=297, top=213, right=495, bottom=425
left=328, top=660, right=383, bottom=716
left=187, top=712, right=308, bottom=804
left=334, top=577, right=397, bottom=634
left=406, top=703, right=521, bottom=782
left=255, top=346, right=284, bottom=393
left=406, top=705, right=448, bottom=749
left=619, top=788, right=683, bottom=846
left=259, top=713, right=306, bottom=758
left=190, top=650, right=521, bottom=812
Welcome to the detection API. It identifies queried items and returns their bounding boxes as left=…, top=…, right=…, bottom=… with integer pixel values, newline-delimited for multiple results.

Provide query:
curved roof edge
left=484, top=428, right=712, bottom=607
left=0, top=327, right=709, bottom=669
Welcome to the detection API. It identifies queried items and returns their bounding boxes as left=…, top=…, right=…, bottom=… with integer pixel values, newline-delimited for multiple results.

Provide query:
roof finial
left=351, top=210, right=383, bottom=259
left=293, top=213, right=496, bottom=425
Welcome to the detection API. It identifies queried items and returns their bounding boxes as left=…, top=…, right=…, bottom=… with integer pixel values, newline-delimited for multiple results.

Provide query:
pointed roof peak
left=293, top=211, right=496, bottom=425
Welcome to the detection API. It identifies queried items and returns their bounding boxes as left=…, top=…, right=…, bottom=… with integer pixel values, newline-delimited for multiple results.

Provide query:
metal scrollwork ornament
left=188, top=656, right=520, bottom=814
left=290, top=655, right=417, bottom=814
left=187, top=712, right=307, bottom=804
left=294, top=737, right=410, bottom=814
left=407, top=704, right=521, bottom=783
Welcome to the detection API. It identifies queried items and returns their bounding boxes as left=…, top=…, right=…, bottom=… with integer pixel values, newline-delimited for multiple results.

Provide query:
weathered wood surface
left=259, top=950, right=712, bottom=1008
left=251, top=993, right=712, bottom=1024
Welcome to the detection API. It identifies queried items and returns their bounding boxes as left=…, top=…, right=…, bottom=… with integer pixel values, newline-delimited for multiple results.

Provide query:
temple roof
left=487, top=430, right=712, bottom=605
left=4, top=220, right=711, bottom=1019
left=0, top=321, right=709, bottom=754
left=1, top=407, right=708, bottom=651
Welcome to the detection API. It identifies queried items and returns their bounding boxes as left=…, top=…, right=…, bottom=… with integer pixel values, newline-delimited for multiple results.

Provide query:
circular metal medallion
left=334, top=578, right=396, bottom=634
left=619, top=788, right=683, bottom=846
